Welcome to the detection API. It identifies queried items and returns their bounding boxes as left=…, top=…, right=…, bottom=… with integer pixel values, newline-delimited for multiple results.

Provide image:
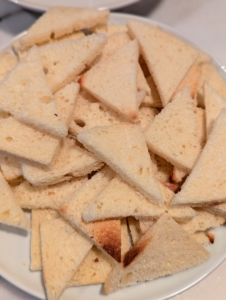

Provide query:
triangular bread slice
left=30, top=209, right=60, bottom=271
left=145, top=87, right=201, bottom=171
left=0, top=46, right=67, bottom=138
left=83, top=175, right=164, bottom=221
left=127, top=19, right=198, bottom=106
left=77, top=123, right=163, bottom=205
left=40, top=217, right=92, bottom=300
left=40, top=34, right=107, bottom=93
left=0, top=171, right=29, bottom=230
left=21, top=138, right=103, bottom=186
left=19, top=7, right=109, bottom=49
left=0, top=81, right=78, bottom=167
left=103, top=213, right=210, bottom=294
left=204, top=81, right=226, bottom=136
left=172, top=109, right=226, bottom=206
left=13, top=176, right=87, bottom=210
left=60, top=166, right=122, bottom=263
left=0, top=116, right=60, bottom=166
left=69, top=245, right=115, bottom=287
left=80, top=40, right=139, bottom=121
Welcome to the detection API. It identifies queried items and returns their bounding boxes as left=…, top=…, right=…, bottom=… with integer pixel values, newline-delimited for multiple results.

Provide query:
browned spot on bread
left=123, top=246, right=140, bottom=267
left=205, top=231, right=215, bottom=244
left=48, top=191, right=55, bottom=195
left=78, top=75, right=85, bottom=86
left=59, top=204, right=68, bottom=214
left=91, top=219, right=121, bottom=262
left=123, top=237, right=151, bottom=267
left=172, top=64, right=201, bottom=100
left=160, top=180, right=180, bottom=193
left=127, top=110, right=138, bottom=120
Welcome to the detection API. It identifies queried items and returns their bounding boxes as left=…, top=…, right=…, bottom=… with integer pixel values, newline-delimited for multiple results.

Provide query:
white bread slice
left=0, top=52, right=18, bottom=81
left=80, top=40, right=139, bottom=121
left=0, top=83, right=78, bottom=167
left=30, top=209, right=60, bottom=271
left=103, top=213, right=210, bottom=294
left=197, top=62, right=226, bottom=107
left=0, top=171, right=29, bottom=230
left=77, top=123, right=163, bottom=205
left=0, top=154, right=22, bottom=181
left=145, top=87, right=201, bottom=171
left=13, top=31, right=86, bottom=61
left=91, top=32, right=149, bottom=96
left=19, top=7, right=109, bottom=49
left=13, top=176, right=87, bottom=210
left=69, top=90, right=127, bottom=136
left=69, top=245, right=115, bottom=286
left=40, top=34, right=107, bottom=93
left=0, top=83, right=79, bottom=178
left=172, top=109, right=226, bottom=206
left=180, top=210, right=225, bottom=234
left=127, top=19, right=198, bottom=106
left=54, top=82, right=79, bottom=128
left=204, top=81, right=226, bottom=136
left=40, top=217, right=92, bottom=300
left=0, top=116, right=60, bottom=166
left=22, top=138, right=103, bottom=186
left=60, top=166, right=122, bottom=263
left=83, top=175, right=164, bottom=221
left=0, top=46, right=67, bottom=138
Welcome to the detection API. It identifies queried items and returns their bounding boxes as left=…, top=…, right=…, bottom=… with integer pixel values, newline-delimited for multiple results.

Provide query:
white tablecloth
left=1, top=0, right=226, bottom=299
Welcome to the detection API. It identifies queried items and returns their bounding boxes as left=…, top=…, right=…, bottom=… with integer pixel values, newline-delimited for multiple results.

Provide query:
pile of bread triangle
left=1, top=5, right=226, bottom=300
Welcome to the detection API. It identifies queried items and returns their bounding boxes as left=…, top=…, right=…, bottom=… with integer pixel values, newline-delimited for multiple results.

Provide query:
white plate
left=7, top=0, right=140, bottom=12
left=0, top=12, right=226, bottom=300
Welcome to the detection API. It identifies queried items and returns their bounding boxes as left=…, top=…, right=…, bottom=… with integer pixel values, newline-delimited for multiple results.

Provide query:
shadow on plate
left=114, top=0, right=163, bottom=17
left=0, top=223, right=29, bottom=237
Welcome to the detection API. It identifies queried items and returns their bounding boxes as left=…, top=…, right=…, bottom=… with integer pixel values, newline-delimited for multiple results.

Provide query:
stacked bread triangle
left=1, top=6, right=226, bottom=300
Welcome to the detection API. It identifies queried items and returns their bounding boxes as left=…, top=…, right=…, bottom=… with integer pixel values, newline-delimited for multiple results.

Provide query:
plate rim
left=0, top=11, right=226, bottom=300
left=7, top=0, right=140, bottom=12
